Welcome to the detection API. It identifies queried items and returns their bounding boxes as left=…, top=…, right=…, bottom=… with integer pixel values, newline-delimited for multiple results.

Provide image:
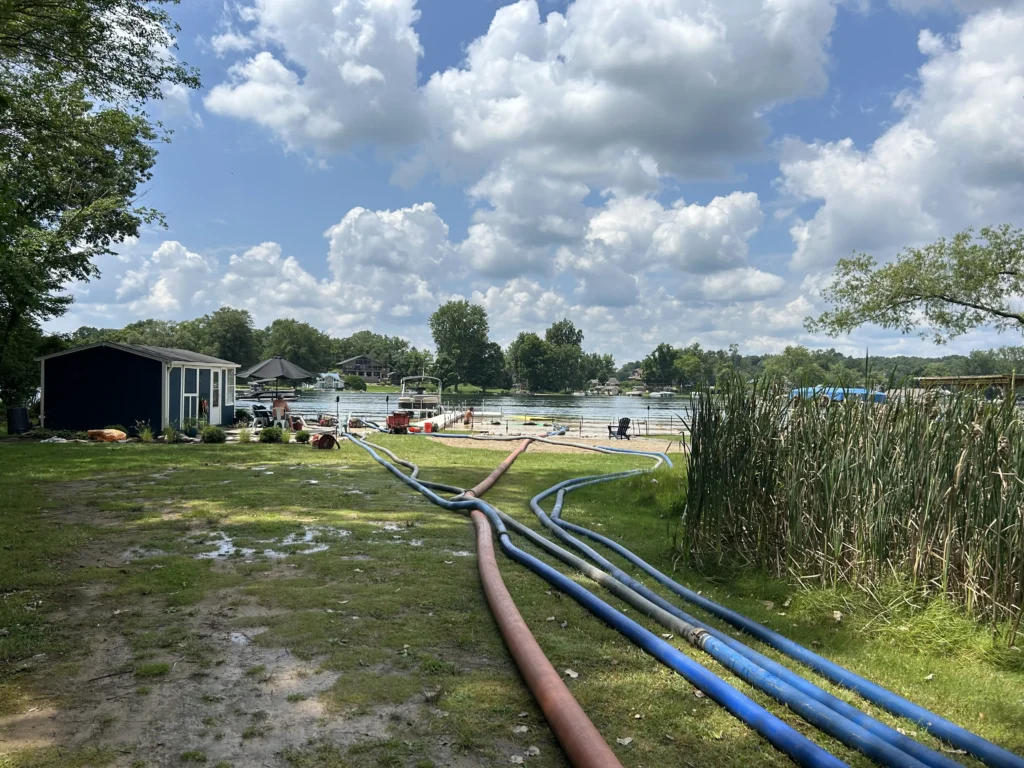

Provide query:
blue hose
left=535, top=480, right=961, bottom=768
left=542, top=451, right=1023, bottom=768
left=376, top=439, right=940, bottom=765
left=529, top=478, right=961, bottom=768
left=345, top=435, right=847, bottom=768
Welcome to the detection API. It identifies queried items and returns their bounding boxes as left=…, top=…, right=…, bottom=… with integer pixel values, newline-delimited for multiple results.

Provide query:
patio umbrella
left=238, top=356, right=315, bottom=395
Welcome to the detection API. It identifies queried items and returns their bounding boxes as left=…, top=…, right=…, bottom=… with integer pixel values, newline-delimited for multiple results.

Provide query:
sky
left=50, top=0, right=1024, bottom=363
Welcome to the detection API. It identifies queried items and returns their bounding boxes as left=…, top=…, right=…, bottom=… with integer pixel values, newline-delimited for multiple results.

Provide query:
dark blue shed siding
left=43, top=347, right=162, bottom=432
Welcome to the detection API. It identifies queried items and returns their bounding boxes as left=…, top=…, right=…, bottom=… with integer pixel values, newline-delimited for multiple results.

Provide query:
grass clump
left=295, top=430, right=310, bottom=444
left=258, top=426, right=284, bottom=444
left=201, top=425, right=226, bottom=444
left=681, top=373, right=1024, bottom=637
left=237, top=427, right=252, bottom=444
left=134, top=662, right=171, bottom=678
left=179, top=750, right=206, bottom=762
left=162, top=425, right=178, bottom=443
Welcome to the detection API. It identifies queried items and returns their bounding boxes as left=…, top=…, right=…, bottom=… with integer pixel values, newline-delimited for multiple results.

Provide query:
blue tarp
left=790, top=386, right=887, bottom=404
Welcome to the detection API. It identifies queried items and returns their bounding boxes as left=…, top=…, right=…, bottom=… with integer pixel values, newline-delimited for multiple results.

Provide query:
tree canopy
left=41, top=308, right=1024, bottom=402
left=428, top=300, right=491, bottom=391
left=0, top=0, right=198, bottom=402
left=807, top=225, right=1024, bottom=343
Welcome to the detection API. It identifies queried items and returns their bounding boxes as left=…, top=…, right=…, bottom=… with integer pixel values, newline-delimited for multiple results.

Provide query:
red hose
left=464, top=438, right=534, bottom=499
left=467, top=440, right=623, bottom=768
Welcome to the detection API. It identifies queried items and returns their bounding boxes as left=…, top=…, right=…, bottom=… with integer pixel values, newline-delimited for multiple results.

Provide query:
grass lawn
left=0, top=438, right=1021, bottom=767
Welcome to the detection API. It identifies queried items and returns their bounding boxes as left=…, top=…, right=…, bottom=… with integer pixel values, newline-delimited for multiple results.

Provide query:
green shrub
left=234, top=407, right=251, bottom=424
left=202, top=425, right=227, bottom=444
left=258, top=426, right=284, bottom=444
left=343, top=374, right=367, bottom=391
left=139, top=426, right=154, bottom=442
left=237, top=427, right=252, bottom=444
left=295, top=430, right=310, bottom=444
left=162, top=425, right=178, bottom=443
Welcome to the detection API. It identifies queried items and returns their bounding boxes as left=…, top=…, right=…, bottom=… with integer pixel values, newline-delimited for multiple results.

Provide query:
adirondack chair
left=607, top=417, right=631, bottom=440
left=251, top=405, right=273, bottom=428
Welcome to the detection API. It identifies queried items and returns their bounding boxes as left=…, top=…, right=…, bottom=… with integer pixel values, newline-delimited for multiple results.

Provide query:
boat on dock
left=397, top=375, right=443, bottom=418
left=648, top=391, right=675, bottom=398
left=239, top=379, right=300, bottom=401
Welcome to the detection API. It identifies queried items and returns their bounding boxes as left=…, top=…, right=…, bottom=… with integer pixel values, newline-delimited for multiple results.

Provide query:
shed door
left=210, top=369, right=222, bottom=426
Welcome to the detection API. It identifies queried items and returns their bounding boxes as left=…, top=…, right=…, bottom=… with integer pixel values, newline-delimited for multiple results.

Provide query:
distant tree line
left=61, top=308, right=436, bottom=381
left=635, top=342, right=1024, bottom=389
left=6, top=300, right=1024, bottom=407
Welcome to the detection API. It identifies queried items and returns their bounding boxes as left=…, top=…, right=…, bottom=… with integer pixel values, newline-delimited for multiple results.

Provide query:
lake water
left=238, top=390, right=693, bottom=428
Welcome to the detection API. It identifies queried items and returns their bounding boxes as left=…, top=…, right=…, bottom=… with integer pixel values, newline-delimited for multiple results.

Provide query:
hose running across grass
left=347, top=433, right=847, bottom=768
left=419, top=436, right=968, bottom=768
left=422, top=432, right=1020, bottom=768
left=356, top=435, right=623, bottom=768
left=537, top=477, right=1024, bottom=768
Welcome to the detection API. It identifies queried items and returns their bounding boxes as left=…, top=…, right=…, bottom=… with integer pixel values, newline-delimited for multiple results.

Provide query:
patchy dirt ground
left=1, top=523, right=473, bottom=768
left=4, top=440, right=1022, bottom=768
left=1, top=448, right=584, bottom=768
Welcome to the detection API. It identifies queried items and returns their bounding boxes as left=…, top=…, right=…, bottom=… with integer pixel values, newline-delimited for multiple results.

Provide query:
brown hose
left=467, top=439, right=623, bottom=768
left=463, top=438, right=534, bottom=500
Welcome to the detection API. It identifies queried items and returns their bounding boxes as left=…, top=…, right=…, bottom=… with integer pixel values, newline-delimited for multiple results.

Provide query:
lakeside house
left=337, top=355, right=389, bottom=383
left=629, top=368, right=644, bottom=381
left=314, top=372, right=343, bottom=390
left=37, top=342, right=240, bottom=431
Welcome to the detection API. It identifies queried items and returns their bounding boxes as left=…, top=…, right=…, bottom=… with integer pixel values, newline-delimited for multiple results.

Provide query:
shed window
left=183, top=367, right=199, bottom=421
left=226, top=371, right=235, bottom=406
left=212, top=370, right=220, bottom=407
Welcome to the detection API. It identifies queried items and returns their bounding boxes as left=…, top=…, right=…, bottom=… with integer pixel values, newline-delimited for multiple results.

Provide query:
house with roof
left=336, top=355, right=389, bottom=383
left=37, top=342, right=240, bottom=431
left=314, top=372, right=344, bottom=390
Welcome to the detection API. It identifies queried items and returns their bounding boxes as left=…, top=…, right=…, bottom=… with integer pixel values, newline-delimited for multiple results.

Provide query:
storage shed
left=38, top=343, right=240, bottom=432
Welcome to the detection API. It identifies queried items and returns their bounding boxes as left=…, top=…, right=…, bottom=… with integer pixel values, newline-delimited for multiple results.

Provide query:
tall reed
left=678, top=374, right=1024, bottom=638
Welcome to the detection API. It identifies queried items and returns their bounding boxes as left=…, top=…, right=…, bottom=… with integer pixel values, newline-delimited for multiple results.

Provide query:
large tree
left=543, top=318, right=586, bottom=392
left=642, top=343, right=679, bottom=386
left=202, top=308, right=259, bottom=367
left=261, top=319, right=335, bottom=374
left=581, top=352, right=615, bottom=386
left=507, top=332, right=553, bottom=393
left=545, top=318, right=584, bottom=348
left=0, top=0, right=198, bottom=401
left=469, top=341, right=509, bottom=392
left=0, top=1, right=197, bottom=106
left=807, top=225, right=1024, bottom=343
left=428, top=301, right=489, bottom=392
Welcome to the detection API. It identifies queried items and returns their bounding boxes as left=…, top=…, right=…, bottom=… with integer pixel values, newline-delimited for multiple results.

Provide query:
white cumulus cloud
left=778, top=5, right=1024, bottom=269
left=204, top=0, right=426, bottom=152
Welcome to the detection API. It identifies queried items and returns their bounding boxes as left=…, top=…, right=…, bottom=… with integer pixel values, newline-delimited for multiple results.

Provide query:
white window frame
left=212, top=369, right=221, bottom=408
left=226, top=369, right=235, bottom=406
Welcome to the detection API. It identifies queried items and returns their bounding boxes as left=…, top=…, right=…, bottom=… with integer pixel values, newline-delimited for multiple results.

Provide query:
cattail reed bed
left=678, top=375, right=1024, bottom=640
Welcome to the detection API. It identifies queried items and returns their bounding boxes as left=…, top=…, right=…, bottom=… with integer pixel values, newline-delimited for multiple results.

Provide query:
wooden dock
left=414, top=410, right=465, bottom=431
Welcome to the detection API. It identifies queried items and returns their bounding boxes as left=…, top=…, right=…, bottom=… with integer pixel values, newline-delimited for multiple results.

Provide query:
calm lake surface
left=238, top=391, right=693, bottom=427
